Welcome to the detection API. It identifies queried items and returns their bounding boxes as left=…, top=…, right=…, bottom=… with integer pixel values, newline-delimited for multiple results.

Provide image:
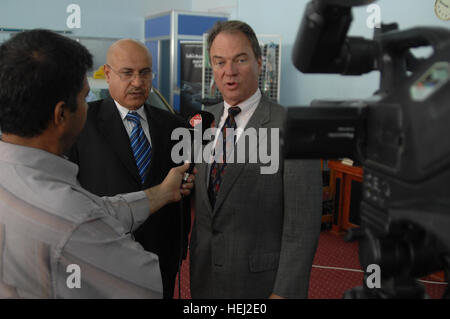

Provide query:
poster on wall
left=180, top=41, right=203, bottom=119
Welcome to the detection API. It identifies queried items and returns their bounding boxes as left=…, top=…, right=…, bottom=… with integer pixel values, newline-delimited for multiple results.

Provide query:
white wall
left=0, top=0, right=194, bottom=73
left=0, top=0, right=193, bottom=40
left=192, top=0, right=238, bottom=17
left=0, top=0, right=142, bottom=39
left=142, top=0, right=193, bottom=18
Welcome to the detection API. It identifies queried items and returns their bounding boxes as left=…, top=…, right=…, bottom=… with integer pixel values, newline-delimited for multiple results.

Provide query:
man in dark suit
left=189, top=20, right=323, bottom=298
left=68, top=39, right=190, bottom=299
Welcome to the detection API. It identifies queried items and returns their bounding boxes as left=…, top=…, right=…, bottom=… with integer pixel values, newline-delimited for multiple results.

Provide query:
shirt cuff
left=119, top=191, right=150, bottom=229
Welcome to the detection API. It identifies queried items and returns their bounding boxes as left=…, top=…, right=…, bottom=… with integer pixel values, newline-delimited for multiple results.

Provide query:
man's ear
left=257, top=57, right=263, bottom=75
left=53, top=101, right=67, bottom=127
left=104, top=64, right=111, bottom=83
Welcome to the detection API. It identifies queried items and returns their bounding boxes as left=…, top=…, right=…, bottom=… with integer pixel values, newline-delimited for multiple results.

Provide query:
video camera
left=283, top=0, right=450, bottom=298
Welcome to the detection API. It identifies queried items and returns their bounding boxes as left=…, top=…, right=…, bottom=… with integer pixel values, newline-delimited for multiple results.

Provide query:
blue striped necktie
left=126, top=112, right=152, bottom=184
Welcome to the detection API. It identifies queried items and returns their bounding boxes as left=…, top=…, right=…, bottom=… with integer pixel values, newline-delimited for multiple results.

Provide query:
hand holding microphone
left=144, top=162, right=196, bottom=214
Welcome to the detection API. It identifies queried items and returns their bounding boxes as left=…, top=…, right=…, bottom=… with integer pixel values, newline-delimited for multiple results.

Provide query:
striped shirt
left=0, top=141, right=162, bottom=298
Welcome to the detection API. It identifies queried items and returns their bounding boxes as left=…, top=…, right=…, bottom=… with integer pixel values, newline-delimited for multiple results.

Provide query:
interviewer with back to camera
left=0, top=29, right=195, bottom=298
left=189, top=20, right=323, bottom=299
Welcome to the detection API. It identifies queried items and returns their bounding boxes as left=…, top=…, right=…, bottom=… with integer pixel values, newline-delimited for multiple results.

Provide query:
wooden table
left=328, top=160, right=363, bottom=235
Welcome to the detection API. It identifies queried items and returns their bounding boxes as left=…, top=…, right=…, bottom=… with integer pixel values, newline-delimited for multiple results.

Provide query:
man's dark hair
left=207, top=20, right=261, bottom=61
left=0, top=29, right=93, bottom=137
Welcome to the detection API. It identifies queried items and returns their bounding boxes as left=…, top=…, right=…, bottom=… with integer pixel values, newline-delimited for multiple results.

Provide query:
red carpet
left=174, top=230, right=447, bottom=299
left=308, top=231, right=363, bottom=299
left=174, top=249, right=192, bottom=299
left=308, top=231, right=447, bottom=299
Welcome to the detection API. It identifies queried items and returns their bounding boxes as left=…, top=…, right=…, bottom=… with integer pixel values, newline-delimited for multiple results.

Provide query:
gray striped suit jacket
left=189, top=95, right=323, bottom=298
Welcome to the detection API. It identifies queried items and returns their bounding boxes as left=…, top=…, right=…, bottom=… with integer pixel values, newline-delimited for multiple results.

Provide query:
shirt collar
left=0, top=140, right=79, bottom=185
left=223, top=88, right=261, bottom=116
left=114, top=100, right=148, bottom=123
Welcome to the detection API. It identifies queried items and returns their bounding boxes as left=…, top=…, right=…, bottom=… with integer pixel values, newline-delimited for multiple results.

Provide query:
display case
left=145, top=11, right=228, bottom=113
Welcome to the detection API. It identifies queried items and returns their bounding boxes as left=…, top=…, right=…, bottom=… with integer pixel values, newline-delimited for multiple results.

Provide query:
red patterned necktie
left=208, top=106, right=241, bottom=208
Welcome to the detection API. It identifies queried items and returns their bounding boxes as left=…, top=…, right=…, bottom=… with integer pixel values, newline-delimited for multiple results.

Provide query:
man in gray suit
left=189, top=20, right=323, bottom=299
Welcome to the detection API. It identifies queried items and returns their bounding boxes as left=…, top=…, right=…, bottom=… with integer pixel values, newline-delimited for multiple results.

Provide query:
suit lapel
left=212, top=96, right=272, bottom=216
left=143, top=105, right=167, bottom=187
left=98, top=98, right=141, bottom=184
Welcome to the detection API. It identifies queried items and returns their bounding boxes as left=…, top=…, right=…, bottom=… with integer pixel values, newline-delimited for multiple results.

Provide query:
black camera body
left=284, top=0, right=450, bottom=298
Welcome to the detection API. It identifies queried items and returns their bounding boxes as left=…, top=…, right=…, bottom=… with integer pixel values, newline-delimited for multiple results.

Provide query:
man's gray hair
left=207, top=20, right=261, bottom=60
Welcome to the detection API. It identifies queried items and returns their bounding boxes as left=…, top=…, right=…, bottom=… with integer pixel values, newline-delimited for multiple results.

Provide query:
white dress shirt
left=214, top=88, right=261, bottom=146
left=114, top=100, right=152, bottom=147
left=207, top=89, right=262, bottom=184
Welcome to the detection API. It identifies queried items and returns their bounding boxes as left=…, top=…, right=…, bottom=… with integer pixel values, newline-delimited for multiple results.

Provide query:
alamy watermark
left=171, top=126, right=280, bottom=175
left=66, top=264, right=81, bottom=289
left=366, top=264, right=381, bottom=289
left=66, top=4, right=81, bottom=29
left=366, top=4, right=381, bottom=29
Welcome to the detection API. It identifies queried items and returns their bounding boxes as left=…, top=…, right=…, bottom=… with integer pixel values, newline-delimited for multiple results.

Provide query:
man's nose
left=130, top=74, right=145, bottom=86
left=223, top=61, right=238, bottom=75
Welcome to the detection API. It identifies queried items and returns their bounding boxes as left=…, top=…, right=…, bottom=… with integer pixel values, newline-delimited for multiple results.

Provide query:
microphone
left=182, top=111, right=215, bottom=182
left=178, top=110, right=214, bottom=299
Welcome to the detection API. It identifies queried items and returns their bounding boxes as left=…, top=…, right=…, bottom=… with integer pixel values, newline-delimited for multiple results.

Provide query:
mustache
left=127, top=88, right=146, bottom=94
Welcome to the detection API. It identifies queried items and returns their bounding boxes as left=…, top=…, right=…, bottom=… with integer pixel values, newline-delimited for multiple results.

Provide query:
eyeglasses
left=105, top=64, right=156, bottom=82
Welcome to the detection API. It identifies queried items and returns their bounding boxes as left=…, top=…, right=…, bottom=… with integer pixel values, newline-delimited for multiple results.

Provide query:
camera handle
left=377, top=27, right=450, bottom=95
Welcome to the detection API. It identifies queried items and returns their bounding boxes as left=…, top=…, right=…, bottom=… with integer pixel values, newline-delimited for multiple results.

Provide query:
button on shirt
left=0, top=141, right=162, bottom=298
